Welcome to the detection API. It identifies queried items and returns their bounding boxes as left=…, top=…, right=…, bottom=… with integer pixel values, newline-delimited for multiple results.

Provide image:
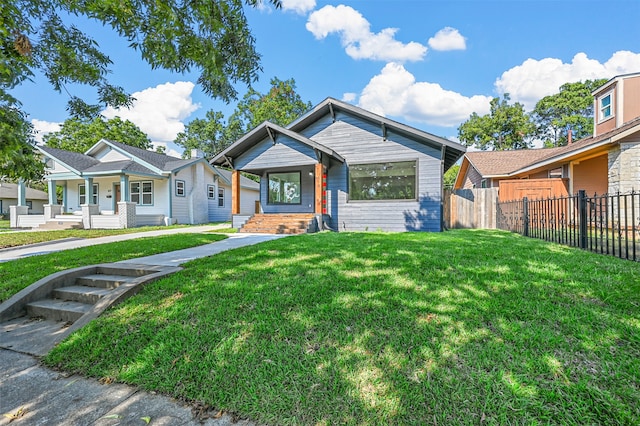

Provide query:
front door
left=114, top=184, right=121, bottom=213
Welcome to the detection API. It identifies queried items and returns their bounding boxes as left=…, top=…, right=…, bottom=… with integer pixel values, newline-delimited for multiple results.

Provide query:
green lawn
left=0, top=225, right=199, bottom=249
left=0, top=233, right=226, bottom=302
left=42, top=230, right=639, bottom=425
left=0, top=220, right=10, bottom=232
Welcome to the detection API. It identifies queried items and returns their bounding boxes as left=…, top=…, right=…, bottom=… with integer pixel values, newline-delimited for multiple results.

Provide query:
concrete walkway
left=0, top=225, right=231, bottom=263
left=0, top=227, right=289, bottom=425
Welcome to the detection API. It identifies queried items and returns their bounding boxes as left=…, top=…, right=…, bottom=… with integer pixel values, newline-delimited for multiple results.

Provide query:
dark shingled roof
left=38, top=146, right=100, bottom=172
left=465, top=116, right=640, bottom=177
left=104, top=140, right=199, bottom=172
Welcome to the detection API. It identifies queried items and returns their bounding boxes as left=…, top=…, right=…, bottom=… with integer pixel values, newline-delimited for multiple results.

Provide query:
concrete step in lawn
left=0, top=263, right=180, bottom=356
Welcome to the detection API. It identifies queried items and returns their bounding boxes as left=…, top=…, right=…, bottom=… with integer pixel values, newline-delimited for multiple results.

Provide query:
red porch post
left=314, top=163, right=326, bottom=214
left=232, top=170, right=241, bottom=215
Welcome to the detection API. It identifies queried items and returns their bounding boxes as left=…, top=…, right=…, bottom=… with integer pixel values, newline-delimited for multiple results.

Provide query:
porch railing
left=497, top=190, right=639, bottom=262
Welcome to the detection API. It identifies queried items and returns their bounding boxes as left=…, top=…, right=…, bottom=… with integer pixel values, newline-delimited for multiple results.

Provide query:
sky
left=14, top=0, right=640, bottom=158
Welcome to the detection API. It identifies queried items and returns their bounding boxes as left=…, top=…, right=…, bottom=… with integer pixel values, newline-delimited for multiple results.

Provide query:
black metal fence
left=497, top=190, right=640, bottom=262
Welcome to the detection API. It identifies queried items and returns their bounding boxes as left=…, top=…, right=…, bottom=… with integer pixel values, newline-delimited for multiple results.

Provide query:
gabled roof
left=0, top=182, right=48, bottom=200
left=592, top=71, right=640, bottom=95
left=287, top=97, right=466, bottom=170
left=39, top=139, right=218, bottom=179
left=211, top=121, right=345, bottom=167
left=459, top=116, right=640, bottom=181
left=37, top=146, right=100, bottom=173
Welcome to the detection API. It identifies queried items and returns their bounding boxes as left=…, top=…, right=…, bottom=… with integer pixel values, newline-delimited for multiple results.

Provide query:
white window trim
left=79, top=183, right=98, bottom=205
left=175, top=180, right=186, bottom=197
left=207, top=184, right=215, bottom=199
left=598, top=91, right=614, bottom=123
left=218, top=188, right=224, bottom=207
left=130, top=180, right=154, bottom=206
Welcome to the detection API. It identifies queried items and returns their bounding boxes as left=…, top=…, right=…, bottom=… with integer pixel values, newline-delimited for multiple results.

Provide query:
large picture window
left=131, top=181, right=153, bottom=205
left=268, top=171, right=301, bottom=204
left=349, top=161, right=417, bottom=201
left=79, top=183, right=98, bottom=205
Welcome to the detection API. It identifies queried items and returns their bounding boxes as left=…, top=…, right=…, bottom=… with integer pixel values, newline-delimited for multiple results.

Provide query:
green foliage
left=0, top=98, right=43, bottom=181
left=175, top=77, right=312, bottom=158
left=443, top=163, right=460, bottom=190
left=43, top=231, right=640, bottom=424
left=1, top=0, right=281, bottom=179
left=44, top=116, right=151, bottom=153
left=458, top=94, right=536, bottom=151
left=532, top=79, right=607, bottom=147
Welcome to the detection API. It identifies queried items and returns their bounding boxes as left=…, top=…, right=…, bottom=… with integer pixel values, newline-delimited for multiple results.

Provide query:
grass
left=42, top=230, right=640, bottom=425
left=0, top=233, right=226, bottom=302
left=0, top=225, right=199, bottom=249
left=0, top=220, right=10, bottom=232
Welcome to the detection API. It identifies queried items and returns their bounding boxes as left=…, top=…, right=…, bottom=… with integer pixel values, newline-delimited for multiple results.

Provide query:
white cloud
left=102, top=81, right=200, bottom=142
left=358, top=63, right=492, bottom=127
left=428, top=27, right=466, bottom=51
left=281, top=0, right=316, bottom=15
left=342, top=92, right=357, bottom=102
left=31, top=119, right=61, bottom=143
left=306, top=5, right=426, bottom=62
left=151, top=141, right=182, bottom=159
left=495, top=51, right=640, bottom=109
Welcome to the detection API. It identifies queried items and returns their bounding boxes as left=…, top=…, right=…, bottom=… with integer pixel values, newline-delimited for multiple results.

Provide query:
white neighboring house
left=11, top=139, right=259, bottom=229
left=0, top=182, right=48, bottom=216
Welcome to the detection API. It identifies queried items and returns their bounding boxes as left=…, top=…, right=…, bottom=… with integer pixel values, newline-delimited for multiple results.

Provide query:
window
left=79, top=183, right=98, bottom=205
left=131, top=181, right=153, bottom=205
left=481, top=179, right=487, bottom=188
left=349, top=161, right=417, bottom=201
left=600, top=92, right=613, bottom=120
left=26, top=201, right=33, bottom=209
left=268, top=172, right=301, bottom=204
left=218, top=188, right=224, bottom=207
left=207, top=184, right=215, bottom=199
left=175, top=180, right=185, bottom=197
left=549, top=167, right=563, bottom=178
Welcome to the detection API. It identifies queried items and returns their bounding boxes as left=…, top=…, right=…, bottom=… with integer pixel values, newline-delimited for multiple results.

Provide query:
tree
left=1, top=0, right=281, bottom=179
left=531, top=79, right=607, bottom=147
left=458, top=94, right=536, bottom=151
left=44, top=117, right=151, bottom=153
left=175, top=77, right=312, bottom=158
left=443, top=164, right=460, bottom=190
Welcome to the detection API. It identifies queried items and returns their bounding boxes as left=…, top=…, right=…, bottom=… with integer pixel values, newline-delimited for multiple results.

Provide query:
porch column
left=17, top=179, right=26, bottom=206
left=120, top=175, right=129, bottom=201
left=84, top=177, right=94, bottom=204
left=62, top=184, right=67, bottom=212
left=231, top=170, right=241, bottom=215
left=47, top=179, right=57, bottom=205
left=314, top=163, right=324, bottom=214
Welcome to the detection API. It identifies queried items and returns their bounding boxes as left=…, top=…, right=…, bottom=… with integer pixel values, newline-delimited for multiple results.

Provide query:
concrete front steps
left=240, top=213, right=318, bottom=234
left=0, top=263, right=180, bottom=356
left=37, top=215, right=84, bottom=230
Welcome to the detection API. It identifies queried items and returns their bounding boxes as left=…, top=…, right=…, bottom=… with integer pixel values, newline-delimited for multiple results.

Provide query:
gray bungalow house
left=14, top=140, right=259, bottom=229
left=211, top=98, right=466, bottom=232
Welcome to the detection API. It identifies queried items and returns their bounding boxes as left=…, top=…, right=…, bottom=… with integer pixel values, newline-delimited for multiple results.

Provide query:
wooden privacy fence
left=444, top=188, right=499, bottom=229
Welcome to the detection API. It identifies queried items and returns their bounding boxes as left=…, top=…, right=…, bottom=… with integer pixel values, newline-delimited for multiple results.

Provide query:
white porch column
left=84, top=177, right=94, bottom=205
left=120, top=175, right=129, bottom=201
left=47, top=179, right=57, bottom=205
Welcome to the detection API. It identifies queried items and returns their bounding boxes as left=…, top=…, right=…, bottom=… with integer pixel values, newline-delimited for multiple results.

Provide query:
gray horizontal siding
left=316, top=115, right=443, bottom=232
left=235, top=136, right=317, bottom=171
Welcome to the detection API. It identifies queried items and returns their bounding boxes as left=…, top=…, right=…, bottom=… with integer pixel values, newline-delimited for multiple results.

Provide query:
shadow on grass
left=46, top=230, right=640, bottom=425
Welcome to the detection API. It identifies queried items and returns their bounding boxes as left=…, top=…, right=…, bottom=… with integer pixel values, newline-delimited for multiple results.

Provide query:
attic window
left=599, top=92, right=613, bottom=121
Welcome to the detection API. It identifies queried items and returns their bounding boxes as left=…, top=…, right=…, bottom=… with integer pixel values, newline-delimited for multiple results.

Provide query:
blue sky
left=15, top=0, right=640, bottom=157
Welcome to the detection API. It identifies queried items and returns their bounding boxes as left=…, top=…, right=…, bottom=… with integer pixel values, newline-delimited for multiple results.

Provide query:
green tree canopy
left=44, top=117, right=151, bottom=153
left=175, top=77, right=312, bottom=158
left=531, top=79, right=607, bottom=147
left=1, top=0, right=281, bottom=179
left=458, top=94, right=536, bottom=151
left=443, top=163, right=460, bottom=190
